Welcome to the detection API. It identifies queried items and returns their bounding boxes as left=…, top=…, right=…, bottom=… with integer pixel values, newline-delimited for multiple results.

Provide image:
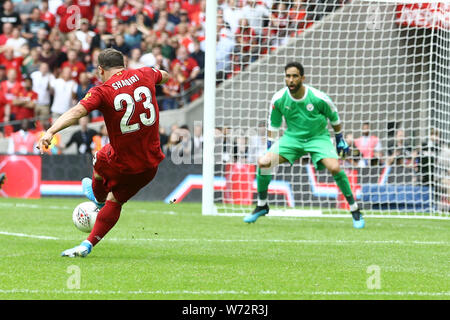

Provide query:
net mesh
left=208, top=0, right=450, bottom=217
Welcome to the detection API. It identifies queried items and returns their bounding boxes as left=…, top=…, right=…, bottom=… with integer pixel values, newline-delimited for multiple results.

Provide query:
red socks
left=87, top=200, right=122, bottom=246
left=92, top=176, right=108, bottom=203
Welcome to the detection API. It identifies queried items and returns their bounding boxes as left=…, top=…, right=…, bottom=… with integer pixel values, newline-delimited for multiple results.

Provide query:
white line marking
left=0, top=231, right=58, bottom=240
left=0, top=231, right=447, bottom=246
left=0, top=288, right=448, bottom=297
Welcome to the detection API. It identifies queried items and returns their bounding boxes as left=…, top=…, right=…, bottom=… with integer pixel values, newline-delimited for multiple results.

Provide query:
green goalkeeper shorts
left=269, top=134, right=338, bottom=170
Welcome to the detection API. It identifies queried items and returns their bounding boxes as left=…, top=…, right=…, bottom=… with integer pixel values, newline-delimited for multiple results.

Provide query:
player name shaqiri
left=111, top=74, right=140, bottom=90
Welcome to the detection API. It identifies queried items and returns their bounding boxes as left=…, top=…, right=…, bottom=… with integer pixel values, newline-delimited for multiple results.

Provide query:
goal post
left=202, top=0, right=450, bottom=219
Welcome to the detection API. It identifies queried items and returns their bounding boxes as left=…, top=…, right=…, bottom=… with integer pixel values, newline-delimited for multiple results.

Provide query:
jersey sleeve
left=319, top=95, right=340, bottom=126
left=79, top=86, right=102, bottom=112
left=142, top=67, right=163, bottom=85
left=268, top=95, right=283, bottom=131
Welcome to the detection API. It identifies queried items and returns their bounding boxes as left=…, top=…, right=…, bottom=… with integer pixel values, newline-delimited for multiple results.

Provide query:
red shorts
left=93, top=144, right=158, bottom=203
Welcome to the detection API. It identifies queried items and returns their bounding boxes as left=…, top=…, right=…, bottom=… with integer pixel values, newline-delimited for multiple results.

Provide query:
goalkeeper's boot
left=82, top=177, right=105, bottom=209
left=0, top=173, right=6, bottom=190
left=61, top=240, right=92, bottom=258
left=243, top=204, right=269, bottom=223
left=351, top=208, right=365, bottom=229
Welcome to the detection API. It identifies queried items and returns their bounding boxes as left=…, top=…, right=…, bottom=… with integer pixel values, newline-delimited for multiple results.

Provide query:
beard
left=288, top=82, right=302, bottom=94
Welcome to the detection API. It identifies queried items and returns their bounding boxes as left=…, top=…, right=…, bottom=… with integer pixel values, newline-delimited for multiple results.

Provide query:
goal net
left=202, top=0, right=450, bottom=218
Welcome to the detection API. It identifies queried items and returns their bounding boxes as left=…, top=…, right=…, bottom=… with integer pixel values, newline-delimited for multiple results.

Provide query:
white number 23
left=114, top=86, right=156, bottom=134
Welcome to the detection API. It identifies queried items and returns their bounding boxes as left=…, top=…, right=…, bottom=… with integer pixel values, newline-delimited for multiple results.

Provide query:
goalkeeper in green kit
left=243, top=62, right=365, bottom=229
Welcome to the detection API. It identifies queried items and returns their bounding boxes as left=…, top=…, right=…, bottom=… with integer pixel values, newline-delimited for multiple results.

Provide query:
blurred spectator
left=354, top=122, right=383, bottom=166
left=30, top=62, right=54, bottom=121
left=127, top=48, right=146, bottom=69
left=0, top=89, right=11, bottom=125
left=124, top=23, right=143, bottom=50
left=1, top=68, right=23, bottom=124
left=22, top=7, right=50, bottom=44
left=112, top=34, right=131, bottom=56
left=91, top=123, right=109, bottom=154
left=191, top=123, right=203, bottom=163
left=40, top=39, right=67, bottom=72
left=289, top=0, right=309, bottom=31
left=162, top=63, right=183, bottom=110
left=99, top=0, right=121, bottom=33
left=189, top=38, right=204, bottom=79
left=61, top=49, right=86, bottom=83
left=171, top=45, right=200, bottom=92
left=0, top=46, right=23, bottom=79
left=40, top=0, right=56, bottom=29
left=268, top=1, right=291, bottom=47
left=216, top=14, right=235, bottom=81
left=75, top=0, right=100, bottom=24
left=7, top=119, right=36, bottom=154
left=0, top=1, right=22, bottom=29
left=343, top=132, right=364, bottom=168
left=75, top=72, right=93, bottom=103
left=14, top=0, right=38, bottom=23
left=233, top=17, right=258, bottom=70
left=12, top=77, right=37, bottom=123
left=386, top=128, right=414, bottom=167
left=6, top=27, right=27, bottom=57
left=35, top=118, right=62, bottom=154
left=75, top=18, right=95, bottom=53
left=0, top=23, right=14, bottom=45
left=418, top=128, right=441, bottom=186
left=168, top=1, right=183, bottom=25
left=90, top=19, right=113, bottom=52
left=223, top=0, right=242, bottom=34
left=49, top=66, right=77, bottom=120
left=64, top=115, right=98, bottom=154
left=56, top=0, right=80, bottom=34
left=22, top=46, right=41, bottom=75
left=241, top=0, right=270, bottom=36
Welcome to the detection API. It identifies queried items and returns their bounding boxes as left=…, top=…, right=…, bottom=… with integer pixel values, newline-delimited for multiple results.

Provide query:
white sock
left=350, top=202, right=359, bottom=211
left=257, top=198, right=267, bottom=207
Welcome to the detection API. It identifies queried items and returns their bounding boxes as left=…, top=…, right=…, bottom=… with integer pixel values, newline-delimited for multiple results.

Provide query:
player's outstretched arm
left=37, top=103, right=88, bottom=154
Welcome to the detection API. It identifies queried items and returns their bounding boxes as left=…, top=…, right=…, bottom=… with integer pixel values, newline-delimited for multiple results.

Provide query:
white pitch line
left=0, top=288, right=448, bottom=297
left=0, top=231, right=58, bottom=240
left=0, top=230, right=447, bottom=246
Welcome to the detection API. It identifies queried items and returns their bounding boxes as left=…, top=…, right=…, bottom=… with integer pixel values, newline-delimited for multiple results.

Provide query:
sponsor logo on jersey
left=82, top=92, right=92, bottom=100
left=285, top=105, right=291, bottom=110
left=306, top=104, right=314, bottom=111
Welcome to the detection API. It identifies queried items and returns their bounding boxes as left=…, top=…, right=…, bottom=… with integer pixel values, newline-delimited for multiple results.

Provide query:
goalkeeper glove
left=335, top=132, right=350, bottom=158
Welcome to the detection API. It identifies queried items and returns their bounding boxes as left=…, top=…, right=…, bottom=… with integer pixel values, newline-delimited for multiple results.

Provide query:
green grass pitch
left=0, top=197, right=448, bottom=300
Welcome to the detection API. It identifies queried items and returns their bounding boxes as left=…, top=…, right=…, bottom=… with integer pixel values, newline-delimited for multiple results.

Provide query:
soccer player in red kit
left=37, top=48, right=169, bottom=257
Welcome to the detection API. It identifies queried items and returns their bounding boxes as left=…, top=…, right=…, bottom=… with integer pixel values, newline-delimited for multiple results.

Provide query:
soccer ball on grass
left=72, top=202, right=99, bottom=233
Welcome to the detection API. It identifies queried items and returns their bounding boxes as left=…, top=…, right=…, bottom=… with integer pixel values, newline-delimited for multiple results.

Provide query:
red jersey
left=74, top=0, right=98, bottom=22
left=41, top=11, right=56, bottom=28
left=0, top=80, right=23, bottom=115
left=170, top=57, right=199, bottom=89
left=80, top=67, right=165, bottom=174
left=61, top=61, right=86, bottom=83
left=57, top=4, right=80, bottom=33
left=0, top=91, right=8, bottom=122
left=15, top=89, right=38, bottom=121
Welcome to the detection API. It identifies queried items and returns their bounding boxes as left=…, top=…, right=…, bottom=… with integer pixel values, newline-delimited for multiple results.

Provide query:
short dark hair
left=98, top=48, right=124, bottom=70
left=284, top=62, right=304, bottom=76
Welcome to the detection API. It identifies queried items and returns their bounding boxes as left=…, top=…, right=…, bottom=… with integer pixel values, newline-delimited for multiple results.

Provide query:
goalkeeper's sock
left=333, top=170, right=356, bottom=206
left=87, top=200, right=122, bottom=246
left=92, top=175, right=108, bottom=204
left=257, top=167, right=272, bottom=206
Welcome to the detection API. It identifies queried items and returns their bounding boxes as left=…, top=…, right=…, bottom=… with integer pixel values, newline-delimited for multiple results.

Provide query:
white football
left=72, top=202, right=99, bottom=233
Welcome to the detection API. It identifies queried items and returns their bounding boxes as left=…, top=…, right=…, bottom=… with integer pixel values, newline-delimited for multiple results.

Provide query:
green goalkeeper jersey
left=269, top=85, right=341, bottom=139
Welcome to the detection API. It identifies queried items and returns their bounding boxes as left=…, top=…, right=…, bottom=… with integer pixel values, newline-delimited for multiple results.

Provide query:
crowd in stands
left=0, top=0, right=350, bottom=140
